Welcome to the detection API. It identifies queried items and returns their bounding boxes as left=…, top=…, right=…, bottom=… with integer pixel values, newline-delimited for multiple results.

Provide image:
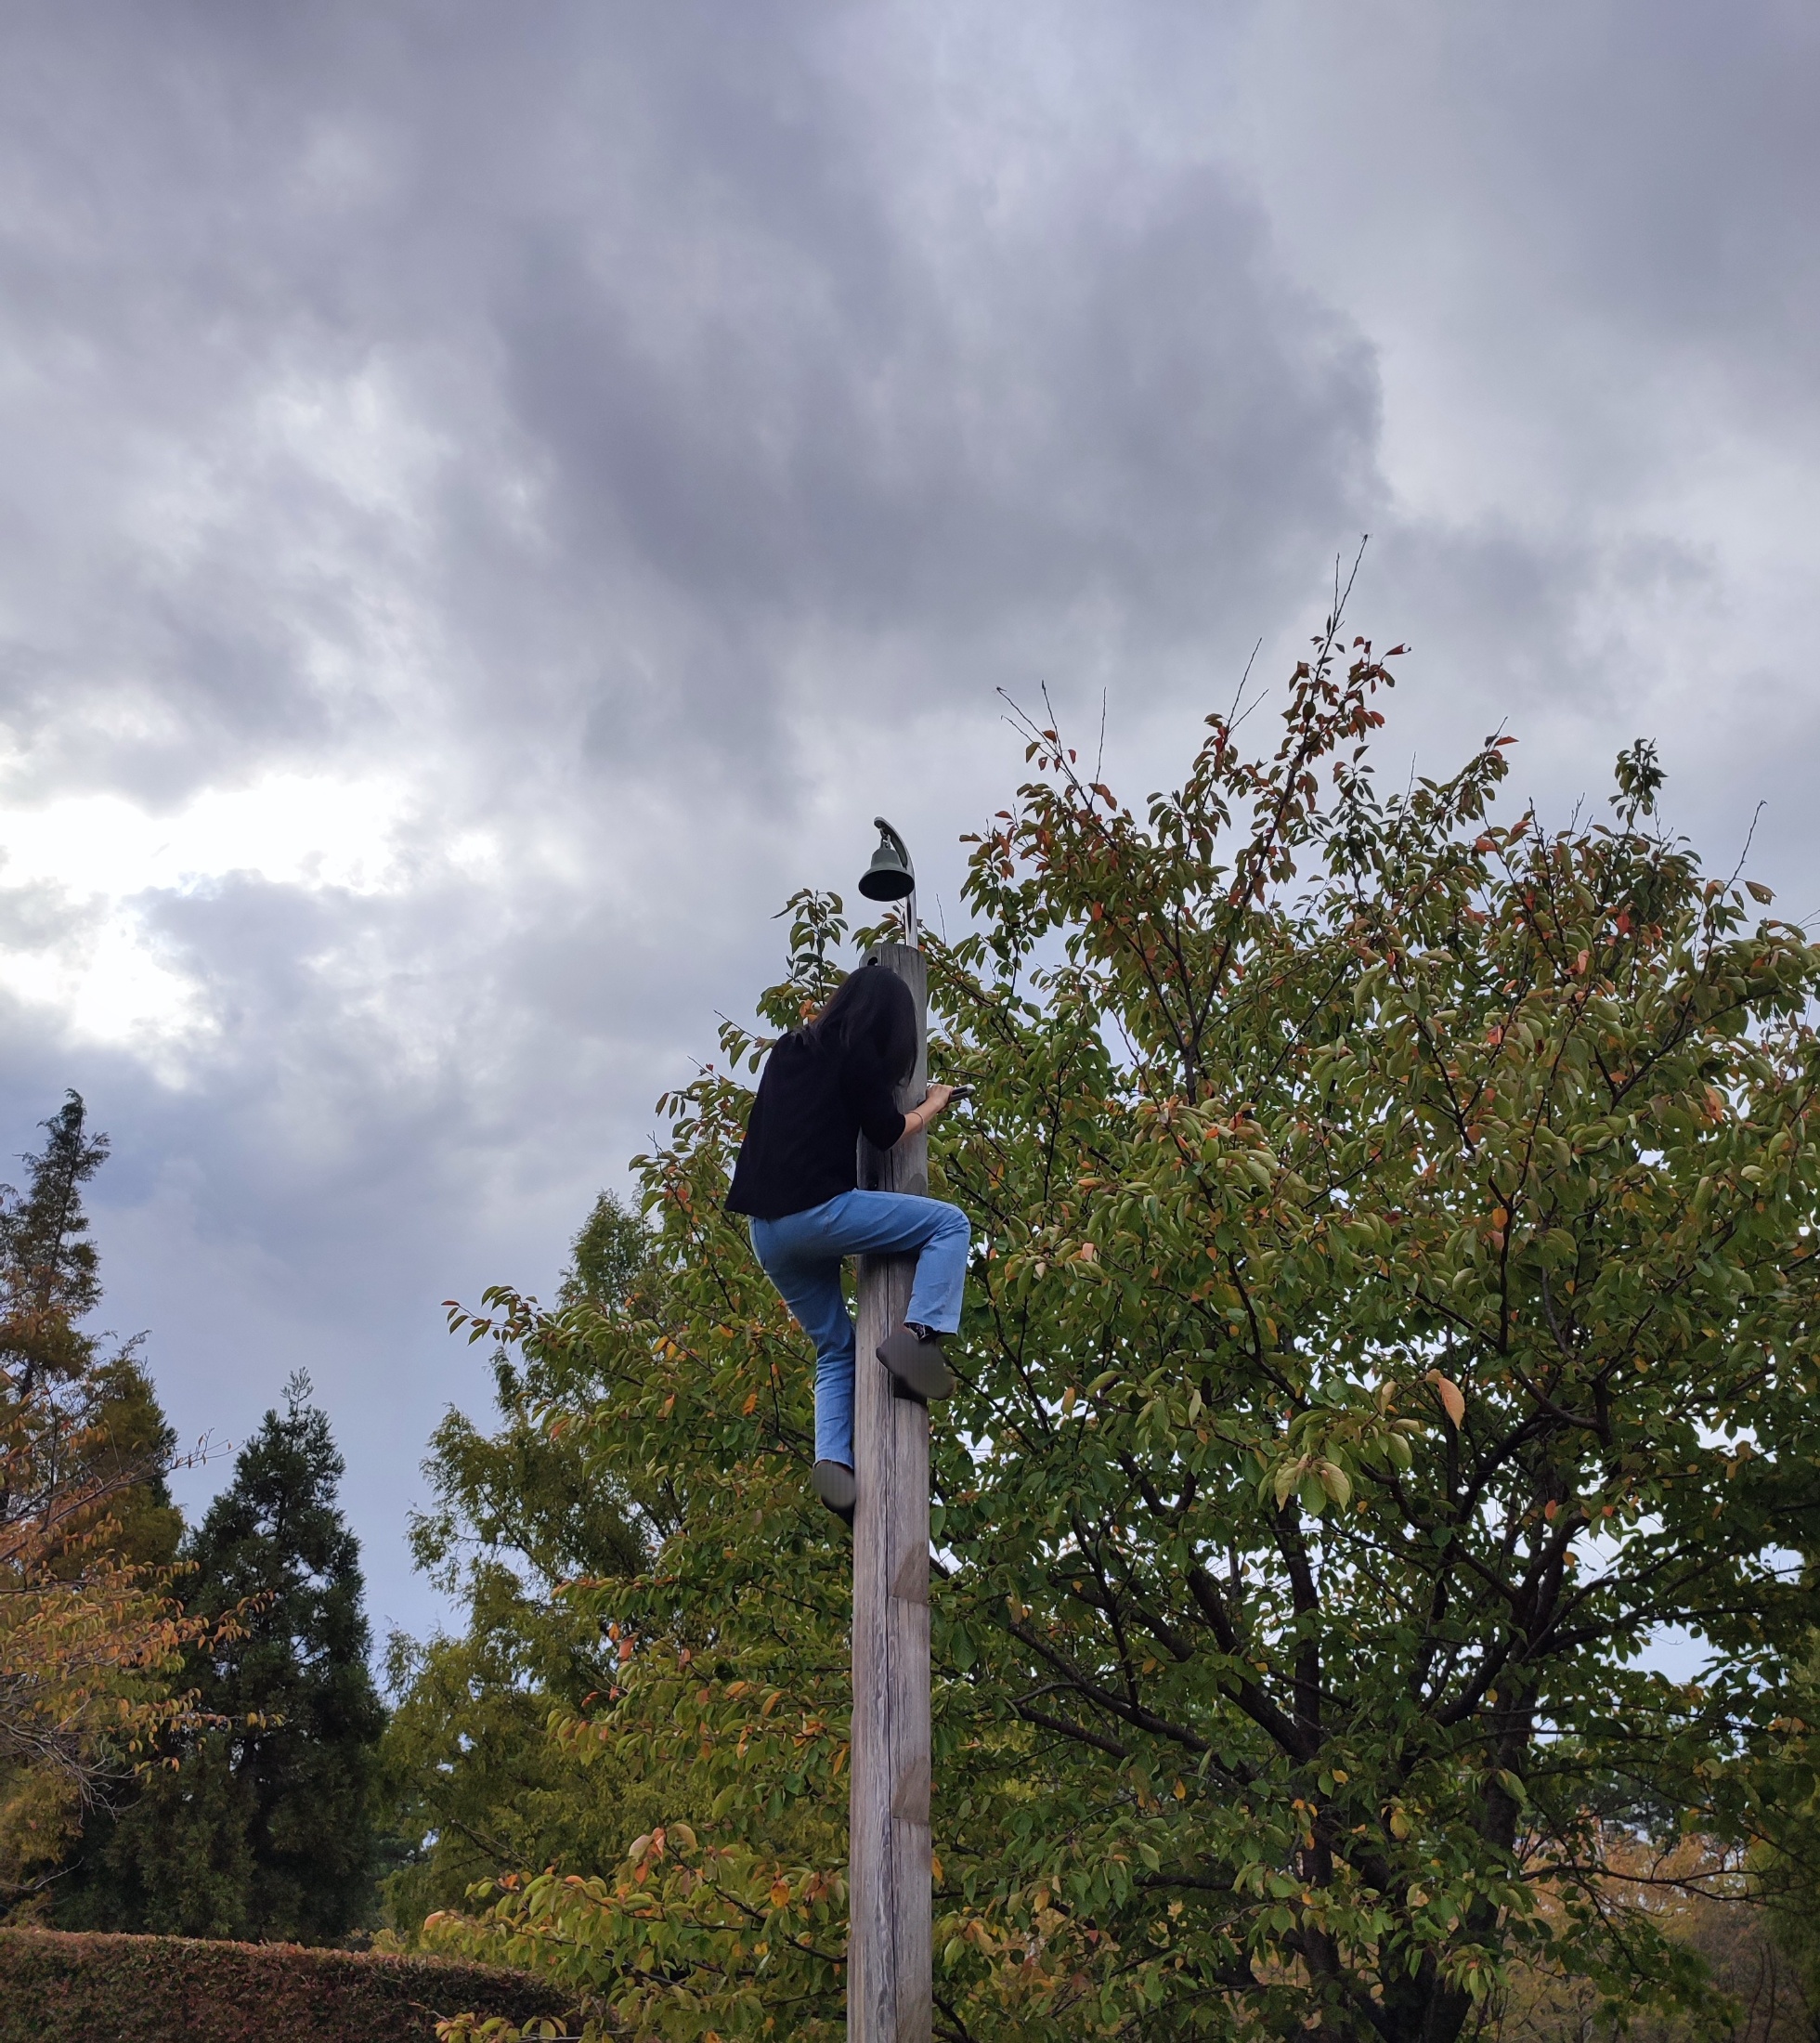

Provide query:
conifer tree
left=62, top=1374, right=385, bottom=1941
left=0, top=1095, right=199, bottom=1907
left=0, top=1094, right=181, bottom=1565
left=0, top=1090, right=107, bottom=1404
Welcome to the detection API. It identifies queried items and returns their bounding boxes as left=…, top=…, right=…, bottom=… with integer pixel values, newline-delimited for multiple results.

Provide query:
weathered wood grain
left=850, top=939, right=931, bottom=2043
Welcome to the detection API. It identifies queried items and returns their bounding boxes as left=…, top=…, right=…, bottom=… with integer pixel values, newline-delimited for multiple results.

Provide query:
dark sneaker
left=812, top=1459, right=856, bottom=1525
left=876, top=1326, right=955, bottom=1404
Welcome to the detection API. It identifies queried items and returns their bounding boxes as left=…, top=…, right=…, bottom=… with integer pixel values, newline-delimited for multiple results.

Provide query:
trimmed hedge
left=0, top=1929, right=578, bottom=2042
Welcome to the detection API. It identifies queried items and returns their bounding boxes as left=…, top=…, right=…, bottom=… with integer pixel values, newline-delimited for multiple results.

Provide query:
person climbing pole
left=725, top=959, right=969, bottom=1525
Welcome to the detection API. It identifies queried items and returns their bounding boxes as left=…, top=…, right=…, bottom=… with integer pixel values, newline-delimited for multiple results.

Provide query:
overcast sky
left=2, top=2, right=1815, bottom=1648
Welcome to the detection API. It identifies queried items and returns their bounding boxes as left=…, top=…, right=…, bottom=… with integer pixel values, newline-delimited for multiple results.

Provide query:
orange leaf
left=1427, top=1371, right=1465, bottom=1426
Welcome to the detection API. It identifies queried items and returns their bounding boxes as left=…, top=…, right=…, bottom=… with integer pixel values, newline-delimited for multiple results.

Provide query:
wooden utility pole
left=851, top=935, right=932, bottom=2043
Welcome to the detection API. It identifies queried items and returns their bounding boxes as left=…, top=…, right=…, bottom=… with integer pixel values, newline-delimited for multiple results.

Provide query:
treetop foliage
left=378, top=1199, right=654, bottom=1933
left=0, top=1093, right=109, bottom=1399
left=561, top=1191, right=655, bottom=1313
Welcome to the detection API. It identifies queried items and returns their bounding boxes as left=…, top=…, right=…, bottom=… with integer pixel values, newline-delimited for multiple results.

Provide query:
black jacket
left=725, top=1031, right=907, bottom=1219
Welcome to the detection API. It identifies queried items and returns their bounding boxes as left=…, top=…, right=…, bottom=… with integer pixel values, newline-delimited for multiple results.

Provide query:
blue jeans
left=751, top=1190, right=970, bottom=1469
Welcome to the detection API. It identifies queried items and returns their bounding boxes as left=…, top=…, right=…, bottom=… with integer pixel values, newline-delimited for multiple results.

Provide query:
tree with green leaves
left=424, top=616, right=1820, bottom=2043
left=60, top=1373, right=385, bottom=1942
left=1751, top=1640, right=1820, bottom=2026
left=561, top=1191, right=656, bottom=1312
left=381, top=1193, right=652, bottom=1932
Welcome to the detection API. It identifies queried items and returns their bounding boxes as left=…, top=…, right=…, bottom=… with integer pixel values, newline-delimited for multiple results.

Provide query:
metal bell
left=857, top=816, right=916, bottom=901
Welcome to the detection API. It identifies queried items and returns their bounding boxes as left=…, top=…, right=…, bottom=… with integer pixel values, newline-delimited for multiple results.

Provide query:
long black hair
left=807, top=962, right=917, bottom=1086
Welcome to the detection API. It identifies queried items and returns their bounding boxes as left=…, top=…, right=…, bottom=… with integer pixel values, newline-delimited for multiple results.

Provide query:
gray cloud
left=0, top=0, right=1813, bottom=1638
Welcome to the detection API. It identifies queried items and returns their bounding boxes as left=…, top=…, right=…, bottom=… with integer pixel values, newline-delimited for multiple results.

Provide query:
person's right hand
left=920, top=1083, right=959, bottom=1119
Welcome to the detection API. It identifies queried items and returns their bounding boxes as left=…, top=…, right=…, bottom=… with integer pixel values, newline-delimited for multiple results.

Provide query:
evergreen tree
left=61, top=1373, right=385, bottom=1941
left=78, top=1342, right=183, bottom=1575
left=0, top=1093, right=180, bottom=1563
left=0, top=1094, right=199, bottom=1909
left=0, top=1091, right=108, bottom=1403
